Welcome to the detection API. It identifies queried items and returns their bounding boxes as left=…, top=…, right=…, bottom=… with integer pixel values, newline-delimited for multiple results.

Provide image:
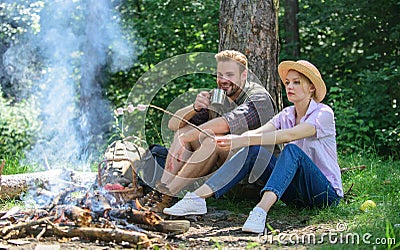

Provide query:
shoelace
left=172, top=197, right=200, bottom=210
left=247, top=210, right=265, bottom=223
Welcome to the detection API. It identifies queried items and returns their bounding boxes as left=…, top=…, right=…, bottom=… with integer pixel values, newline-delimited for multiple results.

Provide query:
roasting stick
left=147, top=104, right=215, bottom=139
left=120, top=104, right=215, bottom=140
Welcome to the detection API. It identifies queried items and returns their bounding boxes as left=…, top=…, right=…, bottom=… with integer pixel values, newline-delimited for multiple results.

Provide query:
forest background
left=0, top=0, right=399, bottom=171
left=0, top=1, right=399, bottom=248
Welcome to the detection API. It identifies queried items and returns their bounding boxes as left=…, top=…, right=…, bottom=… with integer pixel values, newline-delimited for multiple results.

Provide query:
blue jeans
left=206, top=144, right=341, bottom=208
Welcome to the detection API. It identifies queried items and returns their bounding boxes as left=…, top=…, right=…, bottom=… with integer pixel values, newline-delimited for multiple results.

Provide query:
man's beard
left=226, top=81, right=241, bottom=97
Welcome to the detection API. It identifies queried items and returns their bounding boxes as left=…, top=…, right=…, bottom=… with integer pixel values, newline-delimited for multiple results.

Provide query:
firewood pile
left=0, top=140, right=189, bottom=248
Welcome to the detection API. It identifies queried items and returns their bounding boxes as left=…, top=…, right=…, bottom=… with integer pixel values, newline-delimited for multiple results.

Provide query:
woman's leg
left=243, top=144, right=341, bottom=233
left=260, top=144, right=341, bottom=209
left=206, top=145, right=276, bottom=199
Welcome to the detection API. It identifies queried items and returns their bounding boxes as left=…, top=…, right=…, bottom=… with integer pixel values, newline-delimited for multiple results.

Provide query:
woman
left=163, top=60, right=343, bottom=234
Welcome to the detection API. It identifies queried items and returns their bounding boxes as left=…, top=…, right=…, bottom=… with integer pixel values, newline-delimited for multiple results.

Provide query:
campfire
left=0, top=140, right=189, bottom=248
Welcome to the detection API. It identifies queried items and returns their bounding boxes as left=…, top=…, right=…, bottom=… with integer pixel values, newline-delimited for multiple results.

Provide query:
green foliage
left=0, top=198, right=26, bottom=211
left=108, top=0, right=219, bottom=145
left=330, top=59, right=400, bottom=156
left=279, top=0, right=400, bottom=157
left=0, top=87, right=40, bottom=163
left=0, top=1, right=43, bottom=42
left=122, top=0, right=219, bottom=66
left=368, top=62, right=400, bottom=157
left=0, top=1, right=44, bottom=100
left=1, top=0, right=399, bottom=159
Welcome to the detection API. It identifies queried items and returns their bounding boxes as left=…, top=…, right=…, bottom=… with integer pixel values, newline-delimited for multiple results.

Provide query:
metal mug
left=210, top=88, right=226, bottom=106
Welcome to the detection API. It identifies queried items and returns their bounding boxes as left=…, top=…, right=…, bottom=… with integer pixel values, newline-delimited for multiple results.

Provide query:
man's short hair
left=215, top=50, right=248, bottom=73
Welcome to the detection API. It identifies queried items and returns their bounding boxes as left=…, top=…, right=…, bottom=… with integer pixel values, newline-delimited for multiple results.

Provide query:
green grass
left=0, top=198, right=26, bottom=211
left=1, top=151, right=38, bottom=175
left=208, top=152, right=400, bottom=249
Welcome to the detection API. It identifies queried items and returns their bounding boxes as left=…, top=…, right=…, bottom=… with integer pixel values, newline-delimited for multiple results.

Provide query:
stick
left=340, top=165, right=366, bottom=173
left=109, top=208, right=163, bottom=227
left=0, top=216, right=56, bottom=237
left=36, top=226, right=47, bottom=240
left=0, top=160, right=4, bottom=175
left=155, top=220, right=190, bottom=234
left=148, top=104, right=215, bottom=139
left=46, top=220, right=152, bottom=248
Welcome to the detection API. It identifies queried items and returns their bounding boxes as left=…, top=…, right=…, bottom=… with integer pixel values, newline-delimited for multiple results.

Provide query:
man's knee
left=197, top=137, right=218, bottom=153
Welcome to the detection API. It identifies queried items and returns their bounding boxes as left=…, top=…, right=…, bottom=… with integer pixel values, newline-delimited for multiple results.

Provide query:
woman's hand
left=215, top=134, right=248, bottom=151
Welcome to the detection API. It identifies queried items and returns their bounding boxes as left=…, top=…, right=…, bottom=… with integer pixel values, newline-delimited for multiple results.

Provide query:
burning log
left=51, top=205, right=92, bottom=227
left=1, top=216, right=56, bottom=239
left=0, top=139, right=190, bottom=247
left=108, top=207, right=162, bottom=226
left=0, top=215, right=152, bottom=248
left=46, top=222, right=152, bottom=248
left=0, top=185, right=189, bottom=246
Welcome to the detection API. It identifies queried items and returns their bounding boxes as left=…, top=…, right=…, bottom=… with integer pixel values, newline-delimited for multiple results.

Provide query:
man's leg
left=144, top=133, right=225, bottom=212
left=169, top=145, right=275, bottom=198
left=141, top=126, right=200, bottom=209
left=160, top=126, right=200, bottom=185
left=165, top=136, right=231, bottom=195
left=207, top=146, right=275, bottom=198
left=162, top=146, right=276, bottom=216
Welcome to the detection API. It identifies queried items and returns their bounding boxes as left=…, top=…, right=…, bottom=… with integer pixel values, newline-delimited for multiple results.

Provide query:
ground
left=0, top=205, right=341, bottom=249
left=0, top=182, right=340, bottom=249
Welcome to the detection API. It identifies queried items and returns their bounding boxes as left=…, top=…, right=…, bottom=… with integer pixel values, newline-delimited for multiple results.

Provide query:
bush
left=328, top=60, right=400, bottom=156
left=0, top=87, right=40, bottom=164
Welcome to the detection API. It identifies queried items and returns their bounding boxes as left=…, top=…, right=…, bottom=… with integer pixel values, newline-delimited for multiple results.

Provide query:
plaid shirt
left=189, top=82, right=275, bottom=135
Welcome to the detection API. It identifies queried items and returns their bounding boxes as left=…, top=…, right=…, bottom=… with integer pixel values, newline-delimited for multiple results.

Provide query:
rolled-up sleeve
left=222, top=94, right=275, bottom=134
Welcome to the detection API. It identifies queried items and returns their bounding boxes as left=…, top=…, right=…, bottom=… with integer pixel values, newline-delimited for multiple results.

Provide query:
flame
left=135, top=198, right=147, bottom=211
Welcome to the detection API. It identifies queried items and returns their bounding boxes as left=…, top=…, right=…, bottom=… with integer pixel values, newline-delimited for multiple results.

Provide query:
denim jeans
left=206, top=144, right=341, bottom=208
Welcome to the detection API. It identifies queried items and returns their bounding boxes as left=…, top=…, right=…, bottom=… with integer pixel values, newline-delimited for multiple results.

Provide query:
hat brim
left=278, top=61, right=326, bottom=102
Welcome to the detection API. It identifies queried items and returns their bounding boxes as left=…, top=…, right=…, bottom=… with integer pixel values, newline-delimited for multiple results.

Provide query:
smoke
left=2, top=0, right=138, bottom=170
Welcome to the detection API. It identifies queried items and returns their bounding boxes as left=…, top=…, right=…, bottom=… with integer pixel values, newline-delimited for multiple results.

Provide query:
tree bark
left=284, top=0, right=300, bottom=58
left=219, top=0, right=282, bottom=110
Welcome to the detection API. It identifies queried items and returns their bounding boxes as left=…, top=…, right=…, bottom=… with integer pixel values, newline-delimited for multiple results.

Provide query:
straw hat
left=278, top=60, right=326, bottom=103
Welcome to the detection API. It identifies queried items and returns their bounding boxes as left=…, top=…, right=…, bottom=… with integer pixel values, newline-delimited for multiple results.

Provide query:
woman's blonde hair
left=298, top=73, right=315, bottom=99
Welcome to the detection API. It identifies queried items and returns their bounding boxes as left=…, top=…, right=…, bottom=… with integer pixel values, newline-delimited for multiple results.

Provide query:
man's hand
left=193, top=91, right=211, bottom=111
left=166, top=137, right=187, bottom=171
left=175, top=133, right=192, bottom=164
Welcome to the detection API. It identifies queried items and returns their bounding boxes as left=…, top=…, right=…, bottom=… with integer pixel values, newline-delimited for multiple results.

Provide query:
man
left=142, top=50, right=275, bottom=211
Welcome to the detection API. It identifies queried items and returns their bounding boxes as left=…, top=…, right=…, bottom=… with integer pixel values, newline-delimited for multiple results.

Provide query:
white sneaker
left=163, top=192, right=207, bottom=216
left=242, top=206, right=267, bottom=233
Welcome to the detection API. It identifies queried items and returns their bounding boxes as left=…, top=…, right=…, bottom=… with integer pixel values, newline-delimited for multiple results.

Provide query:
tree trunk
left=219, top=0, right=282, bottom=111
left=284, top=0, right=300, bottom=58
